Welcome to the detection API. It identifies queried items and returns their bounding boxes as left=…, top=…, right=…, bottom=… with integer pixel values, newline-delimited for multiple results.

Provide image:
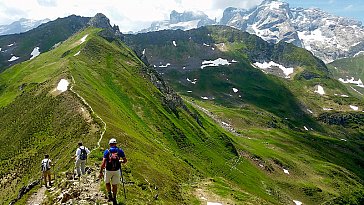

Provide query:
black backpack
left=106, top=148, right=121, bottom=171
left=79, top=147, right=87, bottom=160
left=41, top=159, right=50, bottom=171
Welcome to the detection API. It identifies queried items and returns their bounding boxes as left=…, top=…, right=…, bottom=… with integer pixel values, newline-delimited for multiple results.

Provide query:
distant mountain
left=140, top=10, right=216, bottom=32
left=0, top=18, right=50, bottom=36
left=1, top=13, right=364, bottom=205
left=220, top=0, right=364, bottom=63
left=0, top=15, right=90, bottom=72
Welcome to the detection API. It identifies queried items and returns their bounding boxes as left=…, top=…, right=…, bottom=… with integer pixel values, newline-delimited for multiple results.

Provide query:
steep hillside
left=124, top=25, right=362, bottom=130
left=0, top=15, right=90, bottom=72
left=328, top=55, right=364, bottom=97
left=0, top=27, right=278, bottom=204
left=124, top=25, right=364, bottom=204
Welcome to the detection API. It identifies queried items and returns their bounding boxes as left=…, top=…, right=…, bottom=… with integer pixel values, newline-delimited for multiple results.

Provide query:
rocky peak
left=220, top=0, right=364, bottom=63
left=87, top=13, right=111, bottom=29
left=170, top=10, right=209, bottom=24
left=88, top=13, right=123, bottom=41
left=140, top=10, right=215, bottom=33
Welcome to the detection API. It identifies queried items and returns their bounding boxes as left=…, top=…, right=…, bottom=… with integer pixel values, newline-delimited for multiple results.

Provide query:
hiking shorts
left=43, top=170, right=51, bottom=178
left=105, top=170, right=120, bottom=185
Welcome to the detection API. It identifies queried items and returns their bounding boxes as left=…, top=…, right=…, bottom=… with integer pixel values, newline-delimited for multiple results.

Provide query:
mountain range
left=0, top=7, right=364, bottom=205
left=142, top=0, right=364, bottom=63
left=0, top=18, right=50, bottom=36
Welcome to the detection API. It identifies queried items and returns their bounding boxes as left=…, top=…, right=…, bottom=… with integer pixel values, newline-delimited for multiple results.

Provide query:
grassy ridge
left=0, top=28, right=283, bottom=204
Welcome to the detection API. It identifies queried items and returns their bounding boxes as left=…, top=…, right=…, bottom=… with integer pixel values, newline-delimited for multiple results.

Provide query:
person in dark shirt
left=99, top=138, right=127, bottom=204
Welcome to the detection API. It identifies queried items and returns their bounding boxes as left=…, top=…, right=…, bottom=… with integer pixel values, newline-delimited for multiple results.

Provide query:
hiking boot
left=107, top=192, right=113, bottom=202
left=112, top=198, right=117, bottom=205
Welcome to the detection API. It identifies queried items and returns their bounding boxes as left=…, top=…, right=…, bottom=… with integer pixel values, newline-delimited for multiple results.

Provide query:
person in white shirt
left=41, top=154, right=53, bottom=187
left=74, top=142, right=90, bottom=178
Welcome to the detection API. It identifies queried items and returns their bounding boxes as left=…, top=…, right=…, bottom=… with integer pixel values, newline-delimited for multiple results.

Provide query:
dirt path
left=26, top=186, right=47, bottom=205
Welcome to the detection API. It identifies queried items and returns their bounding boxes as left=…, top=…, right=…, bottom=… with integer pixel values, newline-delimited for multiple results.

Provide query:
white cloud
left=37, top=0, right=57, bottom=7
left=0, top=0, right=263, bottom=32
left=344, top=4, right=354, bottom=11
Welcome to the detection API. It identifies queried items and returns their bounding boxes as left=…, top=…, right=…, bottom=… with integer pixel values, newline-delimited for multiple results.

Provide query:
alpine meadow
left=0, top=1, right=364, bottom=205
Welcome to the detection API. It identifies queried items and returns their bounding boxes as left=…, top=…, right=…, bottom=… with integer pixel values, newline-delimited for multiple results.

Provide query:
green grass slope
left=328, top=55, right=364, bottom=97
left=0, top=27, right=284, bottom=204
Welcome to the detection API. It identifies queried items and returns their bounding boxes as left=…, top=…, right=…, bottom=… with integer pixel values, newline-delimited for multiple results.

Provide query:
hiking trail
left=26, top=76, right=108, bottom=204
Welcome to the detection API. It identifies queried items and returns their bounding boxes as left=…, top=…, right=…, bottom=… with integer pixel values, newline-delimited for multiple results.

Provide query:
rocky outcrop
left=140, top=65, right=203, bottom=127
left=9, top=180, right=39, bottom=205
left=88, top=13, right=123, bottom=41
left=318, top=112, right=364, bottom=127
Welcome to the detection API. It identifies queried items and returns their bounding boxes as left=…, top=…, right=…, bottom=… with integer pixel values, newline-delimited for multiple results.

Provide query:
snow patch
left=158, top=63, right=171, bottom=68
left=203, top=43, right=210, bottom=47
left=233, top=88, right=239, bottom=93
left=283, top=168, right=290, bottom=174
left=201, top=58, right=236, bottom=69
left=201, top=97, right=209, bottom=100
left=8, top=56, right=19, bottom=62
left=350, top=105, right=359, bottom=111
left=80, top=34, right=88, bottom=44
left=268, top=1, right=284, bottom=9
left=253, top=61, right=294, bottom=78
left=172, top=41, right=177, bottom=47
left=354, top=51, right=364, bottom=57
left=304, top=126, right=309, bottom=131
left=0, top=48, right=2, bottom=51
left=293, top=200, right=303, bottom=205
left=323, top=108, right=333, bottom=111
left=314, top=85, right=325, bottom=95
left=341, top=139, right=347, bottom=142
left=339, top=77, right=364, bottom=88
left=56, top=79, right=69, bottom=93
left=187, top=91, right=193, bottom=93
left=307, top=109, right=313, bottom=114
left=74, top=51, right=81, bottom=56
left=187, top=78, right=197, bottom=84
left=30, top=47, right=40, bottom=60
left=142, top=49, right=146, bottom=55
left=8, top=43, right=14, bottom=47
left=207, top=202, right=222, bottom=205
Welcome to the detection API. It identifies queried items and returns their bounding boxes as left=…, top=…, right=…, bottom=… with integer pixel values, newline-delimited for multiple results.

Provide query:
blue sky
left=286, top=0, right=364, bottom=23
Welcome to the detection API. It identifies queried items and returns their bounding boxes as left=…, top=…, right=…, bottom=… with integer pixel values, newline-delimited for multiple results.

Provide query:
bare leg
left=112, top=184, right=118, bottom=200
left=106, top=183, right=111, bottom=192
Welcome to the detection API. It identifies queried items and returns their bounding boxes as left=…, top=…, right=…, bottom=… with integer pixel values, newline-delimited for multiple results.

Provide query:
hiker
left=74, top=142, right=90, bottom=178
left=41, top=154, right=53, bottom=187
left=99, top=138, right=127, bottom=203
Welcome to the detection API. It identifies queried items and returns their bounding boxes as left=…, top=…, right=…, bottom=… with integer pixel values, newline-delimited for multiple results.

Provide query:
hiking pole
left=120, top=167, right=126, bottom=199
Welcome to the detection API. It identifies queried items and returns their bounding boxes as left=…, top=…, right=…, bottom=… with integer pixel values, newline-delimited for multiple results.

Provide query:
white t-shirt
left=41, top=159, right=51, bottom=170
left=75, top=146, right=90, bottom=160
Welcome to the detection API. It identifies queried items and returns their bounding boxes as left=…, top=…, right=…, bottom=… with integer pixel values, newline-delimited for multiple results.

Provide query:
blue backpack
left=79, top=147, right=87, bottom=160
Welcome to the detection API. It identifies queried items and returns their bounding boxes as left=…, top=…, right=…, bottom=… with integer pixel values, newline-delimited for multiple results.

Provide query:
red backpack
left=106, top=149, right=121, bottom=171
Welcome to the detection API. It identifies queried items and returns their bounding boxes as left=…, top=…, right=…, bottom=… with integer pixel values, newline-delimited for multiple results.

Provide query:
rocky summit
left=220, top=0, right=364, bottom=63
left=140, top=10, right=216, bottom=33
